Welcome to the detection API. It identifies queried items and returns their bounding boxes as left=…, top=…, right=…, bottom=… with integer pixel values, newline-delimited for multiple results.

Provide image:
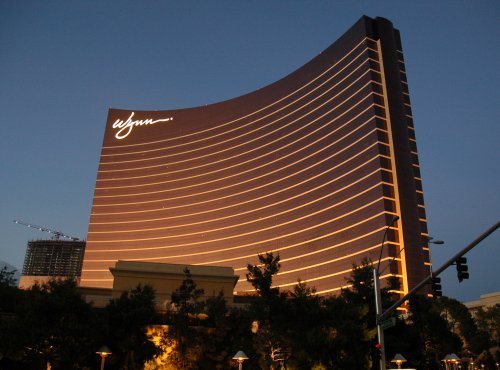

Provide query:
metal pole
left=373, top=216, right=398, bottom=370
left=373, top=268, right=387, bottom=370
left=100, top=356, right=105, bottom=370
left=378, top=221, right=500, bottom=323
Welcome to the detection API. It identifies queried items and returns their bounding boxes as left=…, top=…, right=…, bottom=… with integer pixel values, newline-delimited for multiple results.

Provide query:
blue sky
left=1, top=1, right=498, bottom=302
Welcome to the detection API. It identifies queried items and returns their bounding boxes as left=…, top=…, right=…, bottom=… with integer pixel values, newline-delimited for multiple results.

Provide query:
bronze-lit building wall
left=81, top=16, right=429, bottom=295
left=373, top=18, right=431, bottom=293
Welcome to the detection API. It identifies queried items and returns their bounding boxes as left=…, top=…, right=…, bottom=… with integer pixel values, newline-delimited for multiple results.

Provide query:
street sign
left=380, top=317, right=396, bottom=330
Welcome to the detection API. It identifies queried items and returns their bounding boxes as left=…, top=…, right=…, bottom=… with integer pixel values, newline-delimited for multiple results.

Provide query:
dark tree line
left=0, top=271, right=159, bottom=370
left=0, top=258, right=498, bottom=369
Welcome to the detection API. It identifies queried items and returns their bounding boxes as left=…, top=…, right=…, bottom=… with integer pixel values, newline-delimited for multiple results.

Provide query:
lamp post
left=442, top=354, right=452, bottom=370
left=96, top=345, right=111, bottom=370
left=232, top=350, right=248, bottom=370
left=443, top=354, right=461, bottom=370
left=449, top=353, right=461, bottom=370
left=391, top=353, right=407, bottom=369
left=374, top=215, right=399, bottom=370
left=425, top=236, right=444, bottom=280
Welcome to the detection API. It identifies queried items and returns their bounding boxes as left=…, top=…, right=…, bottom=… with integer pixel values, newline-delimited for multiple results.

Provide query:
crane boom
left=13, top=220, right=80, bottom=241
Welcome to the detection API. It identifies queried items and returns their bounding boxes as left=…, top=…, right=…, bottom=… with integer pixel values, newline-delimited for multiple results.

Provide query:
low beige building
left=82, top=260, right=239, bottom=311
left=464, top=291, right=500, bottom=313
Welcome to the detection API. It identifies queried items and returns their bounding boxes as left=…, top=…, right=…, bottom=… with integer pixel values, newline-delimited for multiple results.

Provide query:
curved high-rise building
left=81, top=16, right=430, bottom=296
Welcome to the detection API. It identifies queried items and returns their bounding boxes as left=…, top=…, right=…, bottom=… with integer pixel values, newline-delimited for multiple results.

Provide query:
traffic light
left=373, top=343, right=382, bottom=361
left=431, top=277, right=442, bottom=296
left=456, top=257, right=469, bottom=282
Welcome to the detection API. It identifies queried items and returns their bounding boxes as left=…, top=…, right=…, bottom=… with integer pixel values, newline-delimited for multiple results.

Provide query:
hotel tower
left=81, top=16, right=431, bottom=296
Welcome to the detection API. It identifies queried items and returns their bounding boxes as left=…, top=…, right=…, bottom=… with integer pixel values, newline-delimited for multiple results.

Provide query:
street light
left=442, top=354, right=452, bottom=370
left=443, top=354, right=461, bottom=370
left=374, top=215, right=399, bottom=370
left=96, top=345, right=112, bottom=370
left=379, top=235, right=444, bottom=277
left=425, top=236, right=444, bottom=276
left=391, top=353, right=407, bottom=369
left=376, top=216, right=399, bottom=273
left=449, top=353, right=461, bottom=370
left=232, top=350, right=248, bottom=370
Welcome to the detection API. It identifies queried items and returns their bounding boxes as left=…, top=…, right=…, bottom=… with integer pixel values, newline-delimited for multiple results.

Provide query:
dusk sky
left=1, top=1, right=498, bottom=302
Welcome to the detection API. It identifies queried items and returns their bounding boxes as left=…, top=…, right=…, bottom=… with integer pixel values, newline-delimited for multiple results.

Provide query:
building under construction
left=19, top=240, right=86, bottom=288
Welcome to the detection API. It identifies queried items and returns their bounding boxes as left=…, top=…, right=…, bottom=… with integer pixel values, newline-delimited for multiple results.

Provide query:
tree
left=104, top=284, right=160, bottom=370
left=246, top=252, right=281, bottom=299
left=0, top=266, right=17, bottom=287
left=404, top=295, right=462, bottom=369
left=336, top=260, right=378, bottom=369
left=284, top=280, right=328, bottom=369
left=336, top=259, right=402, bottom=369
left=0, top=278, right=98, bottom=370
left=0, top=266, right=19, bottom=312
left=196, top=292, right=250, bottom=370
left=474, top=304, right=500, bottom=365
left=435, top=297, right=491, bottom=358
left=322, top=293, right=374, bottom=369
left=164, top=267, right=205, bottom=369
left=245, top=252, right=288, bottom=369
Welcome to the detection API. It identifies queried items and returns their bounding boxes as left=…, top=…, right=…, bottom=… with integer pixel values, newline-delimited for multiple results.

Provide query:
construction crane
left=13, top=220, right=80, bottom=241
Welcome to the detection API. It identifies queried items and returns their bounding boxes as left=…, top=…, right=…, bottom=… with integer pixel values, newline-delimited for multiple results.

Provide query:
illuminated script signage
left=112, top=112, right=173, bottom=139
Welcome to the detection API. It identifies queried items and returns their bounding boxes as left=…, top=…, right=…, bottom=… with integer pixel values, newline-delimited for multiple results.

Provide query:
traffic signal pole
left=377, top=221, right=499, bottom=325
